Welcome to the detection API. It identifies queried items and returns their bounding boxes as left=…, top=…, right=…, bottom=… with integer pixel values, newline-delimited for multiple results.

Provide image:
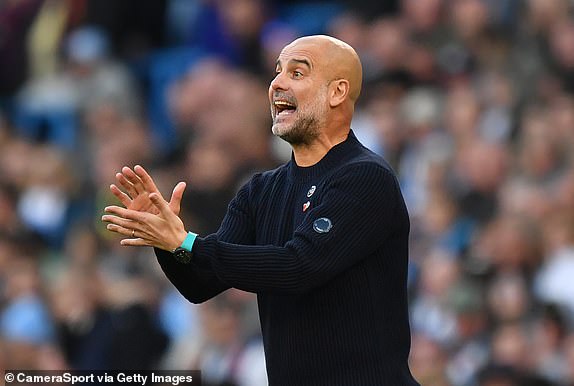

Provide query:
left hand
left=102, top=192, right=188, bottom=251
left=110, top=165, right=186, bottom=216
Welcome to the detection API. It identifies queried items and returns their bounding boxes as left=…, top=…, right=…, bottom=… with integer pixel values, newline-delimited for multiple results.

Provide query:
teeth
left=274, top=101, right=295, bottom=108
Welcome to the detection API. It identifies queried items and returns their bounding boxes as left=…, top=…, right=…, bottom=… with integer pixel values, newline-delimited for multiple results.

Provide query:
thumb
left=168, top=182, right=186, bottom=215
left=149, top=192, right=173, bottom=218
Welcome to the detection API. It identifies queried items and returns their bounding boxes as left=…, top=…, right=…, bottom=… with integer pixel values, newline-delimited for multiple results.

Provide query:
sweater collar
left=288, top=130, right=359, bottom=181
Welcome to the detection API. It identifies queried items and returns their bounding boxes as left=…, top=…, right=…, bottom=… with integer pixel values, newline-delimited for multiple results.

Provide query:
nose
left=270, top=70, right=287, bottom=92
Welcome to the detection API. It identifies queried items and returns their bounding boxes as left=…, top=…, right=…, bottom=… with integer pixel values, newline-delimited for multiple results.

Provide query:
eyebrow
left=275, top=58, right=312, bottom=70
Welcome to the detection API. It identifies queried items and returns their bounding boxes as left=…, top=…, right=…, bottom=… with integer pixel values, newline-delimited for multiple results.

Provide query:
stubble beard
left=273, top=115, right=320, bottom=146
left=272, top=92, right=327, bottom=146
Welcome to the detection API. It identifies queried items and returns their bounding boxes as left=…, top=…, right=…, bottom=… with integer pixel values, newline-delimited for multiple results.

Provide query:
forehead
left=276, top=40, right=324, bottom=67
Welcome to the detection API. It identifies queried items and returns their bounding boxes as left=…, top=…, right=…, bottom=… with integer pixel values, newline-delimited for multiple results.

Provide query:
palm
left=129, top=190, right=161, bottom=215
left=111, top=166, right=183, bottom=217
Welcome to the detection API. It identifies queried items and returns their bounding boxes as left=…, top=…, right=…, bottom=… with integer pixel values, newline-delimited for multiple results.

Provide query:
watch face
left=173, top=248, right=192, bottom=264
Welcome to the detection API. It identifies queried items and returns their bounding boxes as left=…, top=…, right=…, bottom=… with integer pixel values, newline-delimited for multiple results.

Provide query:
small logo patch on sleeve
left=313, top=217, right=332, bottom=233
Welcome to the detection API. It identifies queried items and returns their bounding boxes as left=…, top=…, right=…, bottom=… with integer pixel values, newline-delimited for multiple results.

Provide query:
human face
left=269, top=43, right=330, bottom=146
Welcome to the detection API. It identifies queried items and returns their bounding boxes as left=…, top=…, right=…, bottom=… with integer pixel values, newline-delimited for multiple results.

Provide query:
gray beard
left=277, top=115, right=321, bottom=146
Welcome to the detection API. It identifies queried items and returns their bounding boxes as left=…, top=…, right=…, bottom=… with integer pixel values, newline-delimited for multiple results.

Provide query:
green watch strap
left=180, top=231, right=198, bottom=252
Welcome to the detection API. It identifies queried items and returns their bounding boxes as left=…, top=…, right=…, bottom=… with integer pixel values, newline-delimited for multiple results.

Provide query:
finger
left=103, top=205, right=148, bottom=222
left=105, top=222, right=123, bottom=235
left=168, top=182, right=186, bottom=216
left=102, top=214, right=139, bottom=230
left=122, top=166, right=144, bottom=194
left=149, top=192, right=173, bottom=218
left=134, top=165, right=162, bottom=196
left=106, top=223, right=135, bottom=237
left=116, top=172, right=138, bottom=198
left=110, top=184, right=132, bottom=207
left=120, top=238, right=156, bottom=247
left=106, top=223, right=152, bottom=239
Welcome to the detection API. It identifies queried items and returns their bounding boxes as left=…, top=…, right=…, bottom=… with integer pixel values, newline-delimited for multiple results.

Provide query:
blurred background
left=1, top=0, right=574, bottom=385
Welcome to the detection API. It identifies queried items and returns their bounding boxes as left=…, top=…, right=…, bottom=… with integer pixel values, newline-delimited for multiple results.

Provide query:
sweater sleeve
left=192, top=163, right=404, bottom=295
left=155, top=177, right=257, bottom=303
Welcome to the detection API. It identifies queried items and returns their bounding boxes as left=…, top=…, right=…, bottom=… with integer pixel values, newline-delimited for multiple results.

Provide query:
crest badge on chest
left=303, top=185, right=316, bottom=212
left=307, top=185, right=316, bottom=197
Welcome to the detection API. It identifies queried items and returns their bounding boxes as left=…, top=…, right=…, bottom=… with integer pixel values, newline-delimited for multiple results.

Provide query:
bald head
left=270, top=35, right=363, bottom=148
left=282, top=35, right=363, bottom=103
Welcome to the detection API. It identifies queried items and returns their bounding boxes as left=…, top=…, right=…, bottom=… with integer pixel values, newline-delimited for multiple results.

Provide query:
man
left=103, top=35, right=420, bottom=386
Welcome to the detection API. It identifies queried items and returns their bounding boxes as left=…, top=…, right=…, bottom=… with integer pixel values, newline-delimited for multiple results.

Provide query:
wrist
left=172, top=231, right=198, bottom=264
left=170, top=230, right=187, bottom=252
left=179, top=231, right=197, bottom=252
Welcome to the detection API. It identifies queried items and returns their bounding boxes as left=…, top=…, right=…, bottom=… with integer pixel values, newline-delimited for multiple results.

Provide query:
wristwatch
left=172, top=232, right=198, bottom=264
left=173, top=247, right=193, bottom=264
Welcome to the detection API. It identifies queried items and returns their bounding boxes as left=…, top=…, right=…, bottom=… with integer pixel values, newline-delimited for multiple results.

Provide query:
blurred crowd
left=1, top=0, right=574, bottom=385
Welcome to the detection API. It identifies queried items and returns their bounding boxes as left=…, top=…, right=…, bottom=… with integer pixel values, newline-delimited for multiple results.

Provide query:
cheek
left=304, top=92, right=327, bottom=113
left=268, top=87, right=274, bottom=103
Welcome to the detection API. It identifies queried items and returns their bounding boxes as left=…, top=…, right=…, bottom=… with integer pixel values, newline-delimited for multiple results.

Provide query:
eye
left=292, top=70, right=303, bottom=79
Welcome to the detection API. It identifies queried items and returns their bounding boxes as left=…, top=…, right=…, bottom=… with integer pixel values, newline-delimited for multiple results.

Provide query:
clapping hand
left=102, top=165, right=188, bottom=251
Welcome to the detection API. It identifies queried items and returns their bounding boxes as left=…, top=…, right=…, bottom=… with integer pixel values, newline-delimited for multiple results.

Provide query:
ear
left=329, top=79, right=350, bottom=107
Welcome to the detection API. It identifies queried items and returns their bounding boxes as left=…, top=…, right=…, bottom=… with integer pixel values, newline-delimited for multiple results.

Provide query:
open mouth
left=273, top=100, right=297, bottom=117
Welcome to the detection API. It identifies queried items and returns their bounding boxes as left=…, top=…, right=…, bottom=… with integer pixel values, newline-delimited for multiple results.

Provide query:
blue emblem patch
left=313, top=217, right=332, bottom=233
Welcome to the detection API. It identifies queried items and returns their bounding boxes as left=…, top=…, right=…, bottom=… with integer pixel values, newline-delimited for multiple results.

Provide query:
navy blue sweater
left=156, top=131, right=420, bottom=386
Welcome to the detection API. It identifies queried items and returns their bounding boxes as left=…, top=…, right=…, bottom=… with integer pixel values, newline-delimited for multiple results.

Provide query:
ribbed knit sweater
left=156, top=131, right=420, bottom=386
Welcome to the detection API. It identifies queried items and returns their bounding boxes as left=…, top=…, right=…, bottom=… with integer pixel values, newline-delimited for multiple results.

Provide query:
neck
left=292, top=130, right=350, bottom=167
